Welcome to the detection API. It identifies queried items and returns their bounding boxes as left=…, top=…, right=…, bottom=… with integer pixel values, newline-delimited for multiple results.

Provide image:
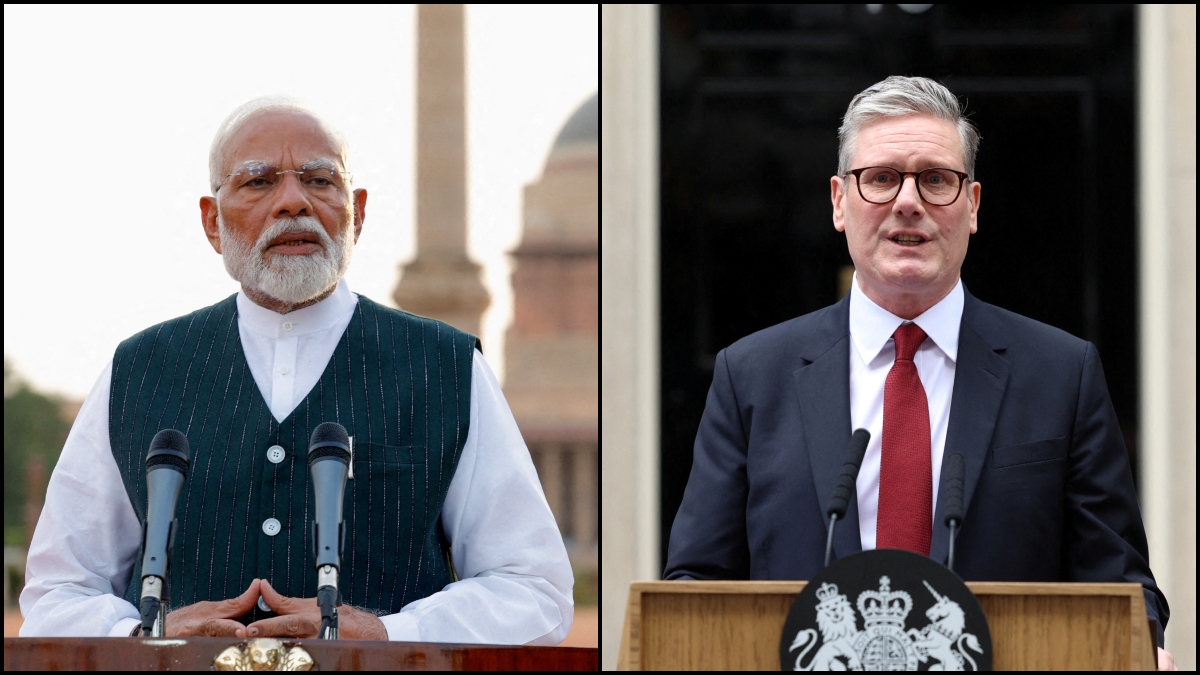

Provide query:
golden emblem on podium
left=214, top=638, right=314, bottom=671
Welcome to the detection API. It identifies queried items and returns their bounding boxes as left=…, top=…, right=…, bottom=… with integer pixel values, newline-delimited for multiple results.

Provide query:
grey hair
left=208, top=95, right=351, bottom=195
left=837, top=76, right=981, bottom=181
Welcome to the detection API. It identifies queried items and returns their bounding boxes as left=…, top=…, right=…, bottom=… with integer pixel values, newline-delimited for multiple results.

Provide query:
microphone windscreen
left=309, top=422, right=351, bottom=465
left=943, top=452, right=965, bottom=527
left=847, top=428, right=871, bottom=467
left=828, top=429, right=872, bottom=518
left=147, top=429, right=190, bottom=474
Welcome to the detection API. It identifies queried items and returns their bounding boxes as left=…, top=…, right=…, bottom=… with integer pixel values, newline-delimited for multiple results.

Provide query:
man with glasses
left=664, top=76, right=1175, bottom=669
left=21, top=97, right=574, bottom=645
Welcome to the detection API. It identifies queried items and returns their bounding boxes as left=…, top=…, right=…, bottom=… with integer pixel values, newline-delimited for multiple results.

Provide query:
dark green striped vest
left=109, top=292, right=477, bottom=620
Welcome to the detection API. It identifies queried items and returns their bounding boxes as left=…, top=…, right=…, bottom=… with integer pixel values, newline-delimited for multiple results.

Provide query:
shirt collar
left=848, top=272, right=963, bottom=365
left=235, top=277, right=357, bottom=339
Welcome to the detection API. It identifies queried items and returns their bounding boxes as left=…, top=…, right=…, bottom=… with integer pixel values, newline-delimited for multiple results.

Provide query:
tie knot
left=892, top=323, right=927, bottom=361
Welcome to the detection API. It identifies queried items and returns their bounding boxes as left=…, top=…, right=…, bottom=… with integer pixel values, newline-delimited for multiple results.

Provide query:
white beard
left=218, top=214, right=354, bottom=305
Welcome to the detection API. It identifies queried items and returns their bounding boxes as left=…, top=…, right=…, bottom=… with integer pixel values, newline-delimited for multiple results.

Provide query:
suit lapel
left=792, top=294, right=861, bottom=561
left=930, top=290, right=1010, bottom=568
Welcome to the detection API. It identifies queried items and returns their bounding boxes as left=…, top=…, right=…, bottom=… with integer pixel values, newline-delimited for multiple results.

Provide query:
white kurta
left=19, top=280, right=574, bottom=644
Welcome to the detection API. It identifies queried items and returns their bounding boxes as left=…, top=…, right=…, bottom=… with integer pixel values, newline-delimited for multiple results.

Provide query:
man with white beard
left=19, top=97, right=574, bottom=645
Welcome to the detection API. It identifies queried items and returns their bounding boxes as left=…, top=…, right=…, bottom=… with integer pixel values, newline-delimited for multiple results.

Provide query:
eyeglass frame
left=215, top=163, right=353, bottom=195
left=844, top=166, right=971, bottom=206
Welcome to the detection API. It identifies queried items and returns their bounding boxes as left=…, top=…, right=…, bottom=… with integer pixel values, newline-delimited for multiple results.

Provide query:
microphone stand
left=947, top=519, right=959, bottom=574
left=317, top=565, right=340, bottom=639
left=942, top=453, right=966, bottom=575
left=140, top=576, right=168, bottom=637
left=940, top=451, right=969, bottom=571
left=824, top=429, right=871, bottom=569
left=824, top=514, right=839, bottom=569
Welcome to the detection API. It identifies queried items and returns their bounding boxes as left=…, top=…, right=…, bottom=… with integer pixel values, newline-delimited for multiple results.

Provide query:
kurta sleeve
left=19, top=360, right=144, bottom=637
left=377, top=351, right=575, bottom=644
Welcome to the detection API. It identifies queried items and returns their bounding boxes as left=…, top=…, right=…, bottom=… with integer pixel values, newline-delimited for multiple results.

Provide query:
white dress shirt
left=848, top=272, right=964, bottom=550
left=20, top=279, right=574, bottom=644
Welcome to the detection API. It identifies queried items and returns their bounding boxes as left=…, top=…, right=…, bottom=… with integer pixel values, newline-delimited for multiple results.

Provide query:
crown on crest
left=815, top=582, right=845, bottom=608
left=856, top=575, right=912, bottom=628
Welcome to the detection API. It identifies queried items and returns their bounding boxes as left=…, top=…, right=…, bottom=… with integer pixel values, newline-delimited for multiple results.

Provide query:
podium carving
left=214, top=638, right=314, bottom=671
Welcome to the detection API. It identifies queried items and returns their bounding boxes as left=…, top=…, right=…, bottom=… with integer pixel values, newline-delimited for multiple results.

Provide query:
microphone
left=942, top=453, right=966, bottom=573
left=824, top=429, right=871, bottom=568
left=139, top=429, right=190, bottom=637
left=309, top=422, right=350, bottom=639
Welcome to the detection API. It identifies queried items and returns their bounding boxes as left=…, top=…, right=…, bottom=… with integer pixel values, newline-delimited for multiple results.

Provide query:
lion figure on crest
left=789, top=583, right=862, bottom=671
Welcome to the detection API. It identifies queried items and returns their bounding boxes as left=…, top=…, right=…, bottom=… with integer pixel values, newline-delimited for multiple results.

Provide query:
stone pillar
left=1138, top=4, right=1196, bottom=669
left=541, top=444, right=564, bottom=534
left=394, top=3, right=490, bottom=338
left=573, top=443, right=597, bottom=553
left=601, top=5, right=660, bottom=670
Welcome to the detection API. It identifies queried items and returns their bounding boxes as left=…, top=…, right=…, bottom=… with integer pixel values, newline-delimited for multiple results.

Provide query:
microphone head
left=146, top=429, right=190, bottom=476
left=943, top=452, right=966, bottom=527
left=827, top=429, right=872, bottom=519
left=847, top=428, right=871, bottom=467
left=308, top=422, right=350, bottom=466
left=944, top=452, right=965, bottom=479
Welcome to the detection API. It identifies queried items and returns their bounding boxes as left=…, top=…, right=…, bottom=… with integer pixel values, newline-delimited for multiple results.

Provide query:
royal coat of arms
left=787, top=576, right=985, bottom=671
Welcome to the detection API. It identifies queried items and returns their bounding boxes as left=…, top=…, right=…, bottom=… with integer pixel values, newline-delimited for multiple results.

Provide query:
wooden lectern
left=619, top=581, right=1155, bottom=670
left=4, top=637, right=597, bottom=671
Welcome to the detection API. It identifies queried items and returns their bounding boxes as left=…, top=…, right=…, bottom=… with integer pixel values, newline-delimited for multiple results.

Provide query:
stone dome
left=547, top=93, right=598, bottom=159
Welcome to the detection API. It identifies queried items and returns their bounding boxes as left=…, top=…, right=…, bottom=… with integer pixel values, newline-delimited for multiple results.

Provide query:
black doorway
left=658, top=4, right=1139, bottom=568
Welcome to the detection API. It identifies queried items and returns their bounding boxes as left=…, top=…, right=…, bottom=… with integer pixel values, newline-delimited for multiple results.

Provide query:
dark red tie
left=877, top=323, right=932, bottom=555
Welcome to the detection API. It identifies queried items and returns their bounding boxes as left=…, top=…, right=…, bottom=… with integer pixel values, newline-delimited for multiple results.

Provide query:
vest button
left=267, top=445, right=286, bottom=464
left=262, top=518, right=281, bottom=536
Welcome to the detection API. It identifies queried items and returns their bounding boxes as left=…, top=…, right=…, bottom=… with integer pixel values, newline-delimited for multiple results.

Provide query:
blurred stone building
left=504, top=94, right=598, bottom=571
left=394, top=6, right=597, bottom=575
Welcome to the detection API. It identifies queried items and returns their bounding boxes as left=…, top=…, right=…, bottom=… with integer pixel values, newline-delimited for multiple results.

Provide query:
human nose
left=892, top=173, right=925, bottom=217
left=270, top=171, right=313, bottom=217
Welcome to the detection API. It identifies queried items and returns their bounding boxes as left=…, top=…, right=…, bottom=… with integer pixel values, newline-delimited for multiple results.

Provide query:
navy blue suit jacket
left=664, top=287, right=1169, bottom=641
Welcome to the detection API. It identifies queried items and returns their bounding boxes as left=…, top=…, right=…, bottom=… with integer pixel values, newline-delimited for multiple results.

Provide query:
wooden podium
left=619, top=581, right=1155, bottom=670
left=3, top=637, right=597, bottom=671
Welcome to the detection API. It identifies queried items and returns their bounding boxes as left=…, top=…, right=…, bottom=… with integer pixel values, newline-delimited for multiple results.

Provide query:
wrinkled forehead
left=222, top=110, right=346, bottom=174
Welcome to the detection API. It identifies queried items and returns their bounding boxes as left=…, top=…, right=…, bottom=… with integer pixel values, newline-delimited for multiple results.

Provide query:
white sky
left=3, top=4, right=597, bottom=400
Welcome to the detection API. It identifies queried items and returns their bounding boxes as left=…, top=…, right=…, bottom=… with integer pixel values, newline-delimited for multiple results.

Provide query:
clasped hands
left=163, top=578, right=387, bottom=640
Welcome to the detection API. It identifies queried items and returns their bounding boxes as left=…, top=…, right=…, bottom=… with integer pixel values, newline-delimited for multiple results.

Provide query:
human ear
left=352, top=188, right=368, bottom=243
left=831, top=175, right=847, bottom=233
left=199, top=196, right=222, bottom=254
left=967, top=181, right=981, bottom=234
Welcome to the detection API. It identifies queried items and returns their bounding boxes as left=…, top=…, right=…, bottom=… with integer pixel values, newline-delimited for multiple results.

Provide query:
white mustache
left=217, top=213, right=354, bottom=305
left=254, top=217, right=333, bottom=255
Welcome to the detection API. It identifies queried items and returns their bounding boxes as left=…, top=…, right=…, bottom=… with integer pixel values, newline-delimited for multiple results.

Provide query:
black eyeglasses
left=845, top=167, right=970, bottom=206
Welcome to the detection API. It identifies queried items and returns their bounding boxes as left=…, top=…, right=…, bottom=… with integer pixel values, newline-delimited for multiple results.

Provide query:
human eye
left=237, top=166, right=276, bottom=189
left=301, top=169, right=336, bottom=188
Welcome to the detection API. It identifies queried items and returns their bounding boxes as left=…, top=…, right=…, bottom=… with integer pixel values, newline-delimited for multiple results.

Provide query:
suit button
left=267, top=445, right=286, bottom=464
left=258, top=595, right=271, bottom=613
left=262, top=518, right=281, bottom=536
